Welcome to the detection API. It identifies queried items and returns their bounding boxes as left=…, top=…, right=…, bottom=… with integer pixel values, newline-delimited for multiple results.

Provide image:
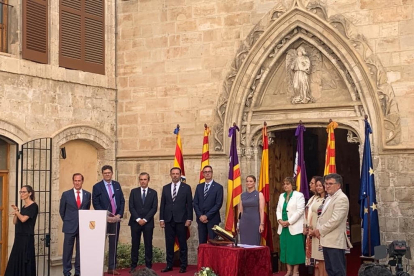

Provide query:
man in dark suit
left=193, top=165, right=223, bottom=244
left=92, top=165, right=125, bottom=275
left=59, top=173, right=91, bottom=276
left=128, top=172, right=158, bottom=273
left=159, top=167, right=193, bottom=273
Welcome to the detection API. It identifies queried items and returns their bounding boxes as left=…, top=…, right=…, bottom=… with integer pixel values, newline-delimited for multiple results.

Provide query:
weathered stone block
left=361, top=0, right=401, bottom=10
left=379, top=186, right=395, bottom=202
left=395, top=187, right=414, bottom=202
left=181, top=32, right=203, bottom=45
left=193, top=3, right=217, bottom=17
left=168, top=7, right=192, bottom=21
left=400, top=35, right=414, bottom=51
left=224, top=13, right=251, bottom=26
left=373, top=6, right=412, bottom=23
left=177, top=20, right=198, bottom=32
left=197, top=17, right=223, bottom=30
left=146, top=36, right=169, bottom=49
left=118, top=114, right=139, bottom=126
left=376, top=37, right=400, bottom=53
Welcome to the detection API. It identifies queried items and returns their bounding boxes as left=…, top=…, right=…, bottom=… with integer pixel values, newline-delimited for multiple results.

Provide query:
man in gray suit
left=312, top=173, right=352, bottom=276
left=59, top=173, right=91, bottom=276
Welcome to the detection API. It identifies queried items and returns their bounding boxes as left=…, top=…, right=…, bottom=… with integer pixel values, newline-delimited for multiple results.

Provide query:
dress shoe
left=179, top=268, right=187, bottom=273
left=161, top=266, right=173, bottom=272
left=129, top=267, right=136, bottom=274
left=107, top=269, right=120, bottom=275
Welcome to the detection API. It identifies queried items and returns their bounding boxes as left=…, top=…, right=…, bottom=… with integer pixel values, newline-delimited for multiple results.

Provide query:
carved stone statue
left=286, top=46, right=315, bottom=104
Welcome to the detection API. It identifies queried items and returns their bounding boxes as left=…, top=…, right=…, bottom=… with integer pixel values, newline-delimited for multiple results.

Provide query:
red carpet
left=105, top=263, right=284, bottom=275
left=105, top=245, right=361, bottom=276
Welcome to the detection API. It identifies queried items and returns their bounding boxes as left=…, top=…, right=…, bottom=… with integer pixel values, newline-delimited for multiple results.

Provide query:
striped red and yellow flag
left=173, top=125, right=185, bottom=177
left=324, top=121, right=338, bottom=175
left=199, top=125, right=210, bottom=183
left=225, top=125, right=242, bottom=233
left=258, top=123, right=273, bottom=250
left=173, top=125, right=189, bottom=251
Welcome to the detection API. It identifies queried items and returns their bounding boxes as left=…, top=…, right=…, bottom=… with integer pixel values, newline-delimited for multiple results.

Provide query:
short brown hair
left=72, top=173, right=84, bottom=181
left=284, top=176, right=297, bottom=190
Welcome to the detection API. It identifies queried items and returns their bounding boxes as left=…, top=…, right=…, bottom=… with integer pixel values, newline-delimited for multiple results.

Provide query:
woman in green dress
left=276, top=177, right=306, bottom=276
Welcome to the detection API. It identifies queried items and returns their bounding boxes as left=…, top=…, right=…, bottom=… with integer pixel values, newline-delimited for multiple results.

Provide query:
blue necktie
left=142, top=189, right=146, bottom=203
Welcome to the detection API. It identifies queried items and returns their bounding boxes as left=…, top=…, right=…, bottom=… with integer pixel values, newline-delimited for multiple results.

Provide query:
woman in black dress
left=5, top=185, right=38, bottom=276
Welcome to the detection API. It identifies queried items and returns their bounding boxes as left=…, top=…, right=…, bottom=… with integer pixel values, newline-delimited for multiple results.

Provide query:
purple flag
left=293, top=124, right=309, bottom=199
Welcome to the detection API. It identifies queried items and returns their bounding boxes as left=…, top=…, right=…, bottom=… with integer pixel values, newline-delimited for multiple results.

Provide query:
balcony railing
left=0, top=0, right=12, bottom=53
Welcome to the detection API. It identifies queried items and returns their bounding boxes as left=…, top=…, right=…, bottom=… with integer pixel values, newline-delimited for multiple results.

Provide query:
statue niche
left=259, top=42, right=351, bottom=107
left=286, top=46, right=314, bottom=104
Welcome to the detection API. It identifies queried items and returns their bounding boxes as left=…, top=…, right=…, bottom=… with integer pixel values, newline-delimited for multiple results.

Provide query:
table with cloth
left=197, top=243, right=272, bottom=276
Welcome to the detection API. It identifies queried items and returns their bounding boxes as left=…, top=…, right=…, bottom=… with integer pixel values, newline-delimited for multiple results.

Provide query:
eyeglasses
left=203, top=171, right=212, bottom=174
left=19, top=191, right=28, bottom=194
left=325, top=182, right=338, bottom=186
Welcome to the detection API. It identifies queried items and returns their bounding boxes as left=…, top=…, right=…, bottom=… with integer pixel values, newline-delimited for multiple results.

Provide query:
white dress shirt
left=171, top=181, right=181, bottom=196
left=73, top=188, right=83, bottom=203
left=136, top=188, right=148, bottom=223
left=322, top=189, right=341, bottom=213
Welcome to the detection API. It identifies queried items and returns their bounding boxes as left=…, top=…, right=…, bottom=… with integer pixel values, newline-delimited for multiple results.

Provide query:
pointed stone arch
left=214, top=0, right=400, bottom=154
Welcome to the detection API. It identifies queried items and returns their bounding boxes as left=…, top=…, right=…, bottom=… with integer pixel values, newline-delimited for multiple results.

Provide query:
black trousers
left=164, top=221, right=187, bottom=268
left=107, top=222, right=121, bottom=270
left=197, top=219, right=217, bottom=244
left=62, top=232, right=80, bottom=275
left=323, top=247, right=346, bottom=276
left=130, top=223, right=153, bottom=268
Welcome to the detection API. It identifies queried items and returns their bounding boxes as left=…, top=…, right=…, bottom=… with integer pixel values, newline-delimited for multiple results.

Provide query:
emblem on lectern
left=89, top=221, right=95, bottom=230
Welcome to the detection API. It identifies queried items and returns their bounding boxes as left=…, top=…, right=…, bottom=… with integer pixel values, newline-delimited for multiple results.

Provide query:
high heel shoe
left=284, top=272, right=292, bottom=276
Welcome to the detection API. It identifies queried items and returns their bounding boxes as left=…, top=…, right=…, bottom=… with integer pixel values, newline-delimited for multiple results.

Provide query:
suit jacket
left=193, top=181, right=223, bottom=223
left=128, top=187, right=158, bottom=228
left=59, top=189, right=91, bottom=234
left=317, top=189, right=352, bottom=249
left=92, top=180, right=125, bottom=217
left=276, top=191, right=305, bottom=235
left=159, top=182, right=193, bottom=223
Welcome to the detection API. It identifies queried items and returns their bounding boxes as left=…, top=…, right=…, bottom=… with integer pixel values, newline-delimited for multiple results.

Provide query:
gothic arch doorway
left=266, top=127, right=361, bottom=271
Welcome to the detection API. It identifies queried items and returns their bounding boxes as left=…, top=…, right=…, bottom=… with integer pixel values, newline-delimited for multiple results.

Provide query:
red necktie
left=76, top=191, right=81, bottom=209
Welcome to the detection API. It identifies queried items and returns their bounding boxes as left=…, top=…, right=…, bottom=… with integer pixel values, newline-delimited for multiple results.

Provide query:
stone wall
left=116, top=0, right=414, bottom=267
left=0, top=0, right=117, bottom=268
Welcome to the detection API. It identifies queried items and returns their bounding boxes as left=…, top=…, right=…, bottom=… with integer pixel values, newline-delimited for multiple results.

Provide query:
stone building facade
left=116, top=0, right=414, bottom=268
left=0, top=0, right=413, bottom=274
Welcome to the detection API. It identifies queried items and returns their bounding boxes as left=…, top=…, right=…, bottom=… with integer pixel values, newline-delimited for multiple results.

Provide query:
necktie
left=204, top=183, right=210, bottom=198
left=107, top=183, right=116, bottom=214
left=172, top=184, right=177, bottom=202
left=76, top=191, right=81, bottom=209
left=142, top=189, right=146, bottom=203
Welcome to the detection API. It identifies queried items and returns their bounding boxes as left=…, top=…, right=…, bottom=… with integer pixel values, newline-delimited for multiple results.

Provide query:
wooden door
left=0, top=138, right=9, bottom=276
left=268, top=129, right=295, bottom=262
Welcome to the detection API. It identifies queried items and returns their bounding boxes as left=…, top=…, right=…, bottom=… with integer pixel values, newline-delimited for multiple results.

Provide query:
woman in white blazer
left=277, top=177, right=306, bottom=276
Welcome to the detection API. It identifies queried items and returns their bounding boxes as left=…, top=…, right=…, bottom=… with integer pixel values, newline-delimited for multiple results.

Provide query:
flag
left=173, top=125, right=189, bottom=251
left=323, top=120, right=351, bottom=253
left=199, top=125, right=210, bottom=183
left=293, top=124, right=309, bottom=199
left=224, top=125, right=242, bottom=233
left=359, top=119, right=380, bottom=256
left=324, top=121, right=338, bottom=175
left=258, top=123, right=273, bottom=250
left=174, top=125, right=185, bottom=178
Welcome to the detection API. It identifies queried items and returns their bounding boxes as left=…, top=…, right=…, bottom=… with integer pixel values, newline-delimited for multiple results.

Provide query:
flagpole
left=233, top=123, right=239, bottom=234
left=365, top=115, right=372, bottom=257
